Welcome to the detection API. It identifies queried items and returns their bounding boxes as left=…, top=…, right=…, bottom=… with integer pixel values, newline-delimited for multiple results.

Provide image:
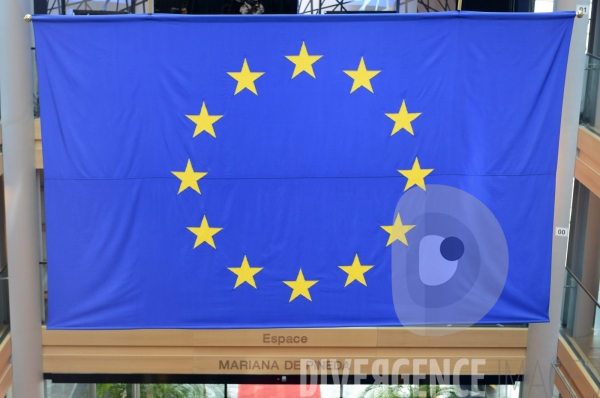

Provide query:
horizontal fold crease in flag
left=32, top=11, right=573, bottom=329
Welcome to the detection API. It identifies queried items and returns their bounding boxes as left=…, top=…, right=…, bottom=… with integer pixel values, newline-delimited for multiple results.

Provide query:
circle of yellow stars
left=169, top=42, right=434, bottom=303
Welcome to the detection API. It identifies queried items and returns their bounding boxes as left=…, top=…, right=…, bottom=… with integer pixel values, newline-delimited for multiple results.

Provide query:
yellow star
left=171, top=159, right=208, bottom=194
left=380, top=213, right=415, bottom=246
left=398, top=157, right=433, bottom=191
left=339, top=254, right=373, bottom=287
left=186, top=102, right=223, bottom=138
left=227, top=59, right=265, bottom=95
left=283, top=269, right=318, bottom=302
left=285, top=42, right=322, bottom=78
left=228, top=255, right=263, bottom=288
left=385, top=100, right=421, bottom=136
left=187, top=215, right=222, bottom=249
left=343, top=57, right=381, bottom=93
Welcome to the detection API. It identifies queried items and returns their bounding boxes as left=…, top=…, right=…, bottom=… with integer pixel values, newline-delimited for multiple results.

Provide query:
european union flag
left=33, top=12, right=573, bottom=329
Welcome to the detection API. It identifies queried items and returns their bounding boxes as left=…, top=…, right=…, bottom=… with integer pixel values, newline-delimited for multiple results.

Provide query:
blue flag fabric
left=33, top=12, right=573, bottom=329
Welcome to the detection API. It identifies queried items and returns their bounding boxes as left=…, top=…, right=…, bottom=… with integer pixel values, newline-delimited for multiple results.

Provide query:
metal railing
left=553, top=361, right=578, bottom=398
left=566, top=267, right=600, bottom=308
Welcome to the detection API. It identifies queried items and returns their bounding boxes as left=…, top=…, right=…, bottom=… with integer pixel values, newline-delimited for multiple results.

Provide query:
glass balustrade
left=0, top=179, right=9, bottom=343
left=581, top=53, right=600, bottom=138
left=561, top=267, right=600, bottom=385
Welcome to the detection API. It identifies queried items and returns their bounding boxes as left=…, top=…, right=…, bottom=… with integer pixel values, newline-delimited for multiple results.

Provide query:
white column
left=522, top=5, right=587, bottom=398
left=133, top=384, right=141, bottom=398
left=0, top=0, right=44, bottom=397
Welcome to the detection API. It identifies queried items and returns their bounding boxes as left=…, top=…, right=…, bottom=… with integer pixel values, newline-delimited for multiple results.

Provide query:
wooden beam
left=0, top=336, right=11, bottom=369
left=0, top=335, right=12, bottom=396
left=578, top=126, right=600, bottom=173
left=557, top=335, right=599, bottom=397
left=376, top=327, right=527, bottom=348
left=42, top=327, right=527, bottom=375
left=0, top=365, right=12, bottom=398
left=34, top=118, right=43, bottom=169
left=576, top=126, right=600, bottom=198
left=42, top=327, right=527, bottom=348
left=575, top=157, right=600, bottom=199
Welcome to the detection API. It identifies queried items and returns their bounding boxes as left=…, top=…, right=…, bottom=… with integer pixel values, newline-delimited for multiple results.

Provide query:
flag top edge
left=31, top=10, right=576, bottom=24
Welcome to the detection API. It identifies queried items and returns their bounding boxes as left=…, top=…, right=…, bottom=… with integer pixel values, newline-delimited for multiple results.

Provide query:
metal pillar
left=522, top=6, right=588, bottom=398
left=0, top=0, right=44, bottom=396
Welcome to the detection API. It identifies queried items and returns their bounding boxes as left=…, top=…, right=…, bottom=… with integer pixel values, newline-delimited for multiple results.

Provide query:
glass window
left=44, top=382, right=521, bottom=398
